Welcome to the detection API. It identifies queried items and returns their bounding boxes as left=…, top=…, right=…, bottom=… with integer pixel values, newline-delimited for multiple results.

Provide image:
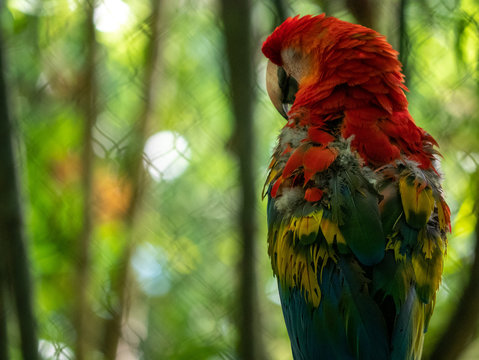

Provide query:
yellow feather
left=412, top=229, right=444, bottom=303
left=267, top=213, right=336, bottom=307
left=437, top=200, right=448, bottom=232
left=294, top=210, right=323, bottom=244
left=319, top=217, right=345, bottom=246
left=399, top=176, right=435, bottom=228
left=385, top=237, right=406, bottom=261
left=412, top=301, right=426, bottom=359
left=420, top=228, right=435, bottom=259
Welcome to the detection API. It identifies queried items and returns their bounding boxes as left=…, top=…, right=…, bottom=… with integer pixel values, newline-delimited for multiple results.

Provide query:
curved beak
left=266, top=60, right=288, bottom=119
left=266, top=60, right=298, bottom=120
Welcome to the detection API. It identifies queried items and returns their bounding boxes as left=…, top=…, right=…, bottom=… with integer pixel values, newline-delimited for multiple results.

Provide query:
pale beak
left=266, top=60, right=288, bottom=119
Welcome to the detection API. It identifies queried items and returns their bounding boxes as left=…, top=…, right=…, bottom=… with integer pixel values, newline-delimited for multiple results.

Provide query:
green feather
left=340, top=184, right=385, bottom=266
left=329, top=175, right=347, bottom=225
left=379, top=182, right=403, bottom=236
left=373, top=250, right=414, bottom=311
left=328, top=171, right=385, bottom=266
left=391, top=287, right=424, bottom=360
left=339, top=257, right=390, bottom=360
left=399, top=222, right=418, bottom=254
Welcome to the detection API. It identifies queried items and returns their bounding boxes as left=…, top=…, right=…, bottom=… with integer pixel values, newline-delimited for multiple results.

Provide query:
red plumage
left=307, top=127, right=335, bottom=145
left=283, top=144, right=307, bottom=179
left=262, top=15, right=436, bottom=171
left=304, top=188, right=323, bottom=202
left=303, top=146, right=338, bottom=178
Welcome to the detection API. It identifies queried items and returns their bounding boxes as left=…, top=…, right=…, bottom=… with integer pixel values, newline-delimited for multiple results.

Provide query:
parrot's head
left=262, top=15, right=407, bottom=124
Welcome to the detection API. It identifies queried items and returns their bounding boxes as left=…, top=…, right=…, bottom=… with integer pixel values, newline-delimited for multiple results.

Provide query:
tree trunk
left=74, top=1, right=98, bottom=359
left=345, top=0, right=379, bottom=29
left=102, top=1, right=164, bottom=358
left=271, top=0, right=289, bottom=27
left=0, top=19, right=38, bottom=360
left=220, top=1, right=267, bottom=359
left=398, top=0, right=410, bottom=83
left=0, top=270, right=7, bottom=360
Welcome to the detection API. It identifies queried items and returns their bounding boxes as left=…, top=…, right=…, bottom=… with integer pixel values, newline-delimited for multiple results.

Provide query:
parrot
left=262, top=15, right=450, bottom=360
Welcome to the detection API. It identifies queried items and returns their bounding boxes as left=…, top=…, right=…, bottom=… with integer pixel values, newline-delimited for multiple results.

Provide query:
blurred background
left=1, top=0, right=479, bottom=359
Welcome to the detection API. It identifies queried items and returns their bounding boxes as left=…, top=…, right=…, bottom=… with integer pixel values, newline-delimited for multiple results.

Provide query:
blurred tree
left=74, top=1, right=98, bottom=359
left=221, top=0, right=268, bottom=359
left=397, top=0, right=409, bottom=80
left=344, top=0, right=379, bottom=29
left=0, top=269, right=6, bottom=360
left=0, top=11, right=38, bottom=360
left=270, top=0, right=289, bottom=27
left=102, top=0, right=165, bottom=358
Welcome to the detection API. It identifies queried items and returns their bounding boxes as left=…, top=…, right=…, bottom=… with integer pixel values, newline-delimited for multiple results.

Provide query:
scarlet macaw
left=262, top=15, right=450, bottom=360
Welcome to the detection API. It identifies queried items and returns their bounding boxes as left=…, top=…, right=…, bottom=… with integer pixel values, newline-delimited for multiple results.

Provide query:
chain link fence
left=2, top=0, right=479, bottom=359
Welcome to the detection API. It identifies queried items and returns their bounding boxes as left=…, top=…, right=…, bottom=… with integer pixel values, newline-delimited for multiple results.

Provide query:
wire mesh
left=2, top=0, right=479, bottom=359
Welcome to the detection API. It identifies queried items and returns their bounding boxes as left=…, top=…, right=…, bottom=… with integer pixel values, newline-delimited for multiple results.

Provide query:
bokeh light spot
left=144, top=131, right=190, bottom=182
left=38, top=339, right=73, bottom=360
left=132, top=243, right=171, bottom=297
left=94, top=0, right=130, bottom=33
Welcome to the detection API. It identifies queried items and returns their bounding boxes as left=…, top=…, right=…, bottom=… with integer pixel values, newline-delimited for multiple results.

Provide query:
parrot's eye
left=277, top=66, right=287, bottom=90
left=277, top=67, right=298, bottom=107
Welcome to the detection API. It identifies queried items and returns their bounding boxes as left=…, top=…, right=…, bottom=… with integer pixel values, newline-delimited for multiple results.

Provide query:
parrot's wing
left=266, top=160, right=449, bottom=359
left=267, top=166, right=391, bottom=359
left=373, top=168, right=449, bottom=359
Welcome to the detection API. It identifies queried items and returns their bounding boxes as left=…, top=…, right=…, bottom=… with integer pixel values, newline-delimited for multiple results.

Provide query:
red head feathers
left=262, top=15, right=436, bottom=169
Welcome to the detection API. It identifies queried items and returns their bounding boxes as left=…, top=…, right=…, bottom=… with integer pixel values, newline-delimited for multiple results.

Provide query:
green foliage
left=2, top=0, right=478, bottom=359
